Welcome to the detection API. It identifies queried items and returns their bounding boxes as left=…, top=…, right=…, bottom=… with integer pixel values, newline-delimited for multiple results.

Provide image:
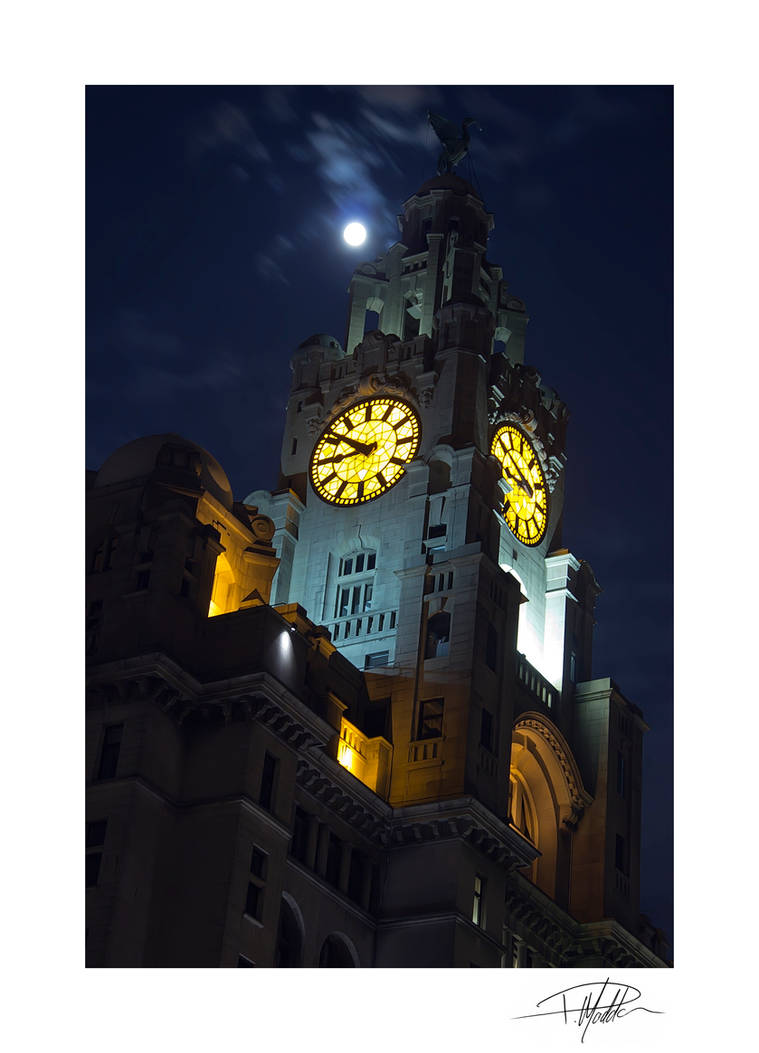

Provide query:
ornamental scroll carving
left=514, top=714, right=592, bottom=823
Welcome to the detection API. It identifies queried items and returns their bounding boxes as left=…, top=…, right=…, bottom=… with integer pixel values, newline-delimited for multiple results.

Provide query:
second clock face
left=491, top=424, right=549, bottom=546
left=310, top=397, right=421, bottom=506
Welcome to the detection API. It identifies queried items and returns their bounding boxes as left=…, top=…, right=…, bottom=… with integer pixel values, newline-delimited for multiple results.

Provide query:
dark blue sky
left=86, top=85, right=673, bottom=944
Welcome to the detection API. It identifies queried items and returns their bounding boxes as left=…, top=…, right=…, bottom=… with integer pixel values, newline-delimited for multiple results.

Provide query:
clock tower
left=246, top=172, right=645, bottom=933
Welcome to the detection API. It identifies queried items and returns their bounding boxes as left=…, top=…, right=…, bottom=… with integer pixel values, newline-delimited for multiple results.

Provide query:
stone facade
left=85, top=175, right=669, bottom=967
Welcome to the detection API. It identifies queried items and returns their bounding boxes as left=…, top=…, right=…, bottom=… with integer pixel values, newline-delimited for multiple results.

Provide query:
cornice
left=87, top=657, right=335, bottom=750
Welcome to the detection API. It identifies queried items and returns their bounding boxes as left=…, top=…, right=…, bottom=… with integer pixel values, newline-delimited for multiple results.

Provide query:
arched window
left=274, top=895, right=303, bottom=967
left=209, top=551, right=236, bottom=617
left=318, top=933, right=357, bottom=968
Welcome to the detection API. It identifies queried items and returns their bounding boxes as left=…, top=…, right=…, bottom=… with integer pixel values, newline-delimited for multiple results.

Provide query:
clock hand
left=504, top=466, right=533, bottom=499
left=506, top=456, right=534, bottom=497
left=326, top=433, right=377, bottom=457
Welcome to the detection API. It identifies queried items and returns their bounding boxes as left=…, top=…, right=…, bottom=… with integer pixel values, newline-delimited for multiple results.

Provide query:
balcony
left=327, top=607, right=397, bottom=646
left=517, top=653, right=557, bottom=710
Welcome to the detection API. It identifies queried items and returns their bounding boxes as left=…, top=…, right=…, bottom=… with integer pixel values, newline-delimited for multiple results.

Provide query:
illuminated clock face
left=491, top=424, right=549, bottom=546
left=310, top=397, right=421, bottom=506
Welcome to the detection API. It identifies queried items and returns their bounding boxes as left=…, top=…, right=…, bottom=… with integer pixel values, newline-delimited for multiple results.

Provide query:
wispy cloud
left=354, top=85, right=443, bottom=113
left=111, top=309, right=182, bottom=359
left=187, top=101, right=271, bottom=172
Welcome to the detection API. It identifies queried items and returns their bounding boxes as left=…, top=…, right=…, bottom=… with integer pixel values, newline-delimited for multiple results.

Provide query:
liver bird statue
left=427, top=110, right=481, bottom=175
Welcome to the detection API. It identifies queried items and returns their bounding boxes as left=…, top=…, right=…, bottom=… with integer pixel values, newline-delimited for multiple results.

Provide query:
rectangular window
left=245, top=881, right=262, bottom=919
left=363, top=583, right=373, bottom=611
left=245, top=845, right=268, bottom=921
left=97, top=724, right=123, bottom=780
left=417, top=697, right=444, bottom=740
left=325, top=833, right=342, bottom=886
left=355, top=553, right=365, bottom=573
left=259, top=752, right=278, bottom=812
left=378, top=613, right=385, bottom=631
left=86, top=819, right=108, bottom=848
left=616, top=751, right=626, bottom=796
left=290, top=437, right=298, bottom=455
left=427, top=523, right=446, bottom=539
left=86, top=853, right=103, bottom=887
left=367, top=553, right=376, bottom=571
left=351, top=586, right=360, bottom=615
left=389, top=611, right=396, bottom=629
left=250, top=847, right=267, bottom=880
left=338, top=587, right=350, bottom=617
left=86, top=819, right=107, bottom=888
left=343, top=558, right=353, bottom=576
left=472, top=874, right=485, bottom=927
left=365, top=651, right=389, bottom=669
left=447, top=572, right=454, bottom=590
left=480, top=709, right=493, bottom=751
left=569, top=651, right=577, bottom=682
left=291, top=806, right=310, bottom=864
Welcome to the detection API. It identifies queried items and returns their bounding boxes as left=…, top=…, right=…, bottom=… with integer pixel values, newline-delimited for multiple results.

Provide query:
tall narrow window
left=245, top=846, right=267, bottom=920
left=86, top=819, right=107, bottom=887
left=259, top=752, right=278, bottom=812
left=290, top=806, right=310, bottom=864
left=616, top=751, right=626, bottom=796
left=472, top=874, right=486, bottom=927
left=325, top=833, right=342, bottom=887
left=417, top=697, right=444, bottom=740
left=425, top=611, right=451, bottom=659
left=97, top=724, right=123, bottom=780
left=615, top=834, right=628, bottom=875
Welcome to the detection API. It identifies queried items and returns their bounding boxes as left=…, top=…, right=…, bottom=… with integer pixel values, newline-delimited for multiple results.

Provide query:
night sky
left=86, top=85, right=673, bottom=945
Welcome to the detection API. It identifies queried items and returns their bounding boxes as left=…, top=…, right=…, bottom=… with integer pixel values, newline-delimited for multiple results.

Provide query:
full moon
left=343, top=222, right=367, bottom=247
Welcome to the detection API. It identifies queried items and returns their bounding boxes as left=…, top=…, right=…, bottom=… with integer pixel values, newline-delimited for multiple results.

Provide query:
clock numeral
left=365, top=405, right=372, bottom=422
left=335, top=481, right=347, bottom=499
left=356, top=481, right=365, bottom=500
left=376, top=471, right=388, bottom=489
left=396, top=436, right=413, bottom=447
left=321, top=471, right=337, bottom=486
left=382, top=404, right=393, bottom=421
left=389, top=456, right=405, bottom=466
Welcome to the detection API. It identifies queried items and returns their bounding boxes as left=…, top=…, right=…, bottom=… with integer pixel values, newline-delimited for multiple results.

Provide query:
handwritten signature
left=514, top=978, right=663, bottom=1043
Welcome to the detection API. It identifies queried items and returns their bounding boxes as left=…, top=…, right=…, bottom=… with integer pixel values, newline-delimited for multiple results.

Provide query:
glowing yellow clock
left=491, top=424, right=549, bottom=545
left=310, top=397, right=421, bottom=506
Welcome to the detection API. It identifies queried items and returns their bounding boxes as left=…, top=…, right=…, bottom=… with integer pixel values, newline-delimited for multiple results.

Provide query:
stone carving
left=514, top=714, right=592, bottom=819
left=488, top=357, right=568, bottom=491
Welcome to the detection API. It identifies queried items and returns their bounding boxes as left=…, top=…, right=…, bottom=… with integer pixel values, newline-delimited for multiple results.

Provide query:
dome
left=94, top=433, right=234, bottom=510
left=297, top=333, right=343, bottom=352
left=293, top=333, right=344, bottom=362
